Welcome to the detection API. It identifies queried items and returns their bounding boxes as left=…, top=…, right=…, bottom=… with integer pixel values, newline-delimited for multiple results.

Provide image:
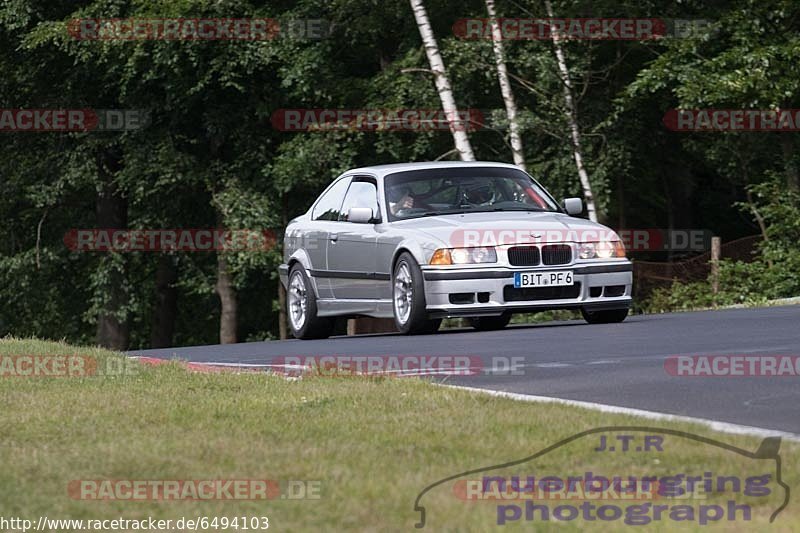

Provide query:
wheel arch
left=286, top=250, right=321, bottom=299
left=390, top=240, right=430, bottom=272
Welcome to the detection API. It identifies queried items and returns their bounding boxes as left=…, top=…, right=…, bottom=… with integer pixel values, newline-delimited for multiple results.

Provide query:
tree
left=544, top=0, right=598, bottom=221
left=409, top=0, right=475, bottom=161
left=485, top=0, right=526, bottom=169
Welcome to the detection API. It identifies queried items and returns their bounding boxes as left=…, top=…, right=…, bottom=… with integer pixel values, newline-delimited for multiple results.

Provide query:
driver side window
left=339, top=179, right=379, bottom=221
left=312, top=177, right=351, bottom=221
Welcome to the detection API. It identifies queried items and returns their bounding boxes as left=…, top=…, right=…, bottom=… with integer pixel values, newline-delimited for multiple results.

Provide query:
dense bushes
left=642, top=179, right=800, bottom=313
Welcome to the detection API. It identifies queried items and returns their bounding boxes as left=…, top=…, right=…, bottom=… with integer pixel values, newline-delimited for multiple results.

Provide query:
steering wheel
left=394, top=207, right=428, bottom=217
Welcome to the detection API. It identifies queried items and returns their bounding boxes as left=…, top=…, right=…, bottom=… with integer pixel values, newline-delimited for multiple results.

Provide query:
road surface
left=131, top=305, right=800, bottom=434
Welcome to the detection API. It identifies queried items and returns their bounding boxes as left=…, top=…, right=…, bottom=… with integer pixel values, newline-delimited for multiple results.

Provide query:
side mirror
left=562, top=198, right=583, bottom=216
left=347, top=207, right=374, bottom=223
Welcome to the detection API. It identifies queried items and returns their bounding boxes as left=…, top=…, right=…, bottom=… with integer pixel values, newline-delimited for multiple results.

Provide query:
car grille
left=503, top=282, right=582, bottom=302
left=541, top=244, right=572, bottom=265
left=507, top=246, right=541, bottom=266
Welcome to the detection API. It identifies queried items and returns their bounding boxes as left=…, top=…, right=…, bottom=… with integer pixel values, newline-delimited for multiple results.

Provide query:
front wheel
left=581, top=307, right=629, bottom=324
left=392, top=252, right=440, bottom=334
left=287, top=264, right=334, bottom=339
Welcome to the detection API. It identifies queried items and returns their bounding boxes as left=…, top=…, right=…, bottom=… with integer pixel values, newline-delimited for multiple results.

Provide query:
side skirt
left=317, top=299, right=395, bottom=318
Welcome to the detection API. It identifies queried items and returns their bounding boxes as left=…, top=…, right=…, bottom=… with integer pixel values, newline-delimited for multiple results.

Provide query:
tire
left=287, top=264, right=334, bottom=339
left=469, top=313, right=511, bottom=331
left=581, top=307, right=629, bottom=324
left=392, top=252, right=440, bottom=334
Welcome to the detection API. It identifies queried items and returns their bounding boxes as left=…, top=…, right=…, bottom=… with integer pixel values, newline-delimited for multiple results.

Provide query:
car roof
left=344, top=161, right=522, bottom=178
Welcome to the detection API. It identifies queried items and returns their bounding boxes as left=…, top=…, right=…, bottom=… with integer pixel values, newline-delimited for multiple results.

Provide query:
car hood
left=389, top=211, right=619, bottom=247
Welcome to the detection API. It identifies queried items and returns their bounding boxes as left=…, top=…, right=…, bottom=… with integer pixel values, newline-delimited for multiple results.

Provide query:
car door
left=306, top=176, right=351, bottom=299
left=327, top=176, right=381, bottom=300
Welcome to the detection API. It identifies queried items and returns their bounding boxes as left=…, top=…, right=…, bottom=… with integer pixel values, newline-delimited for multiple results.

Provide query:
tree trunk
left=95, top=153, right=130, bottom=350
left=544, top=0, right=598, bottom=221
left=278, top=193, right=289, bottom=340
left=150, top=255, right=178, bottom=348
left=485, top=0, right=525, bottom=170
left=410, top=0, right=475, bottom=161
left=780, top=134, right=799, bottom=191
left=614, top=42, right=625, bottom=229
left=208, top=137, right=237, bottom=344
left=662, top=175, right=674, bottom=278
left=216, top=252, right=238, bottom=344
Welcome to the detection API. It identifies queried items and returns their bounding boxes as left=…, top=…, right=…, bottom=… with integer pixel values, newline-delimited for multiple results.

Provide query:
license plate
left=514, top=271, right=574, bottom=288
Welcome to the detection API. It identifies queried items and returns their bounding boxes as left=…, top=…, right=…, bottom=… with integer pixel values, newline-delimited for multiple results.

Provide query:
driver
left=388, top=186, right=414, bottom=215
left=463, top=184, right=494, bottom=206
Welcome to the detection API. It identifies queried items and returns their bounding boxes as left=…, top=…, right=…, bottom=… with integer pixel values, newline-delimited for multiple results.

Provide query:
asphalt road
left=131, top=305, right=800, bottom=434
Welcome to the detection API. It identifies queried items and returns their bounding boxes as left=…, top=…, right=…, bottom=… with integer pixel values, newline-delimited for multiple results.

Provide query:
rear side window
left=339, top=179, right=379, bottom=221
left=312, top=177, right=351, bottom=221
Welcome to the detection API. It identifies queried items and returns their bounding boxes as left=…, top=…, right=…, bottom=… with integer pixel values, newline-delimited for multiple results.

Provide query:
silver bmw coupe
left=279, top=162, right=632, bottom=339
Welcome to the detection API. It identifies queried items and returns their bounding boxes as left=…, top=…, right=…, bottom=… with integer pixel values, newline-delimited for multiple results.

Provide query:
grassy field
left=0, top=337, right=798, bottom=532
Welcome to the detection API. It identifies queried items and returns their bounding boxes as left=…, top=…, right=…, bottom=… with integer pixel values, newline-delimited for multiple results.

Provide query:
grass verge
left=1, top=337, right=798, bottom=531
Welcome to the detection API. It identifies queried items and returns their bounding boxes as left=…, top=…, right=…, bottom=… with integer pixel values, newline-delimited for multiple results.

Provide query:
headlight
left=430, top=247, right=497, bottom=265
left=578, top=241, right=625, bottom=259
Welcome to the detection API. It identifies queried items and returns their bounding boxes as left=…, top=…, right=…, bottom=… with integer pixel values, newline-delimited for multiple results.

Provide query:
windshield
left=384, top=167, right=560, bottom=221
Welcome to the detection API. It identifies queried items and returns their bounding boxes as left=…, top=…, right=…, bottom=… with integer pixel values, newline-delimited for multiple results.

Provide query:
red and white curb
left=131, top=357, right=472, bottom=377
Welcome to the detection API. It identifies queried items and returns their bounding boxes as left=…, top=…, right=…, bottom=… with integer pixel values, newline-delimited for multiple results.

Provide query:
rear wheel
left=287, top=264, right=334, bottom=339
left=392, top=252, right=440, bottom=334
left=469, top=313, right=511, bottom=331
left=581, top=307, right=629, bottom=324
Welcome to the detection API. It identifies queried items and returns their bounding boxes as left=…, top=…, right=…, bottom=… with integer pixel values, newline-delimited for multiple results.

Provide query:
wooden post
left=278, top=282, right=288, bottom=340
left=348, top=318, right=397, bottom=335
left=710, top=236, right=721, bottom=294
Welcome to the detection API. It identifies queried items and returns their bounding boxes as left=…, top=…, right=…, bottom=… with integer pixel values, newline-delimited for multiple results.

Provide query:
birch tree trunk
left=409, top=0, right=475, bottom=161
left=485, top=0, right=525, bottom=170
left=545, top=0, right=598, bottom=221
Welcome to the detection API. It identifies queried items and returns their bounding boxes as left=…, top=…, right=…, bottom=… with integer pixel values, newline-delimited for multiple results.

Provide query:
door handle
left=330, top=233, right=338, bottom=242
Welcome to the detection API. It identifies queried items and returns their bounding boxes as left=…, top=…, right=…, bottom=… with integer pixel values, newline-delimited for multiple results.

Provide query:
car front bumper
left=420, top=262, right=632, bottom=318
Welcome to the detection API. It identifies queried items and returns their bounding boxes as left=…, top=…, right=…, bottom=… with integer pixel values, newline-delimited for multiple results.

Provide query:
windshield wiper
left=469, top=206, right=547, bottom=213
left=399, top=206, right=547, bottom=220
left=412, top=210, right=466, bottom=218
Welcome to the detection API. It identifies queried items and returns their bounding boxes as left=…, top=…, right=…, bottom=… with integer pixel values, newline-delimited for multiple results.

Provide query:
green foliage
left=1, top=0, right=799, bottom=346
left=642, top=176, right=800, bottom=313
